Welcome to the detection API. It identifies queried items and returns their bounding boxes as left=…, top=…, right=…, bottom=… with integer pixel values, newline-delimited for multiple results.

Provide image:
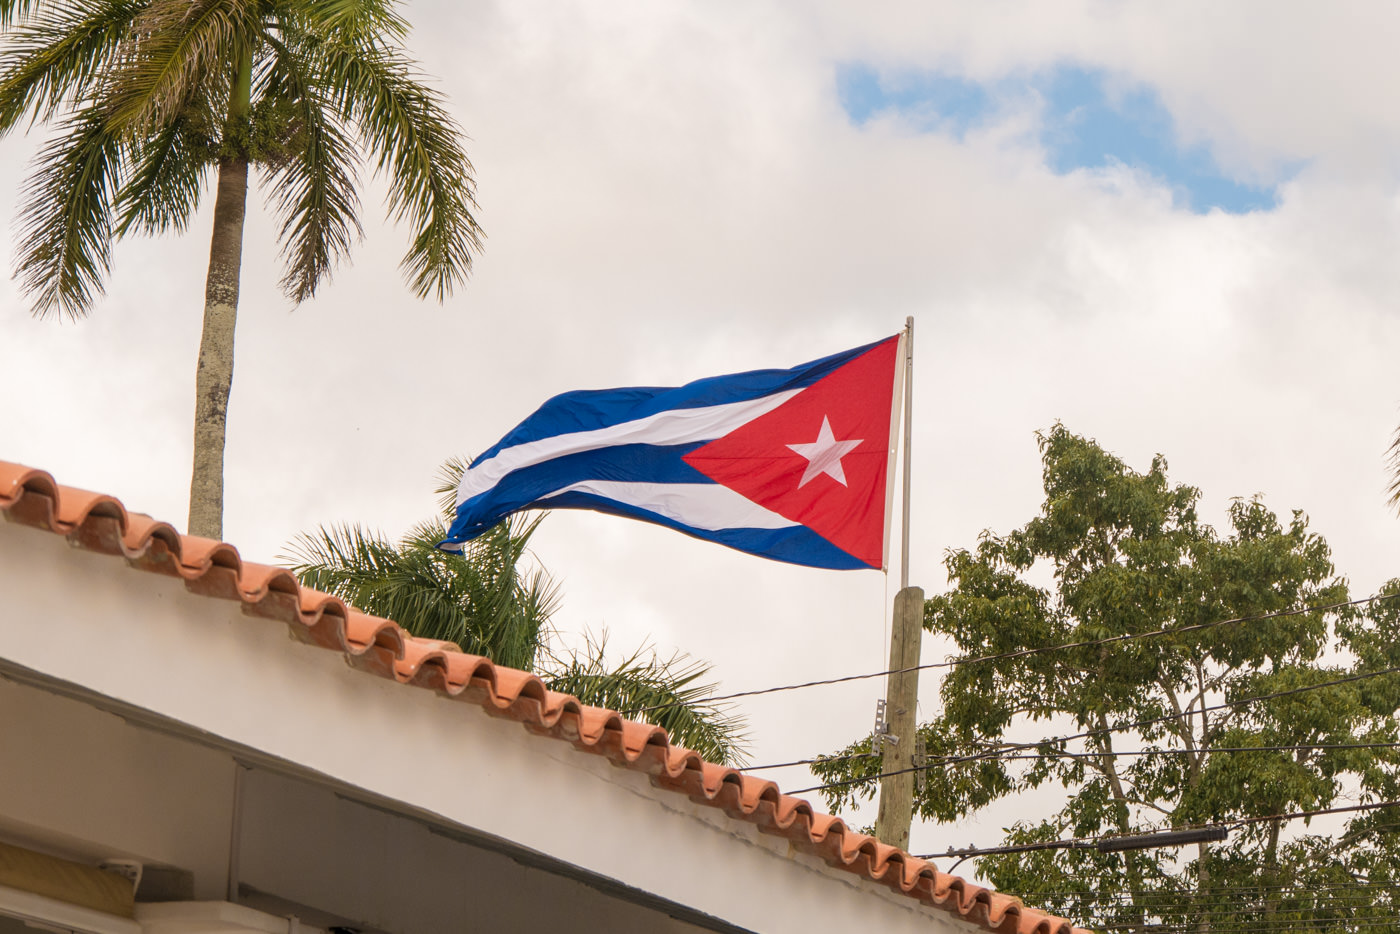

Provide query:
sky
left=3, top=0, right=1399, bottom=888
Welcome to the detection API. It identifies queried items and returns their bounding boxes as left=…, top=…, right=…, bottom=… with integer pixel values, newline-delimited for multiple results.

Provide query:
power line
left=935, top=826, right=1229, bottom=860
left=1095, top=921, right=1400, bottom=933
left=786, top=663, right=1400, bottom=796
left=1094, top=913, right=1400, bottom=926
left=911, top=798, right=1400, bottom=862
left=1046, top=897, right=1400, bottom=917
left=1031, top=897, right=1400, bottom=926
left=1071, top=900, right=1400, bottom=918
left=1095, top=921, right=1400, bottom=932
left=738, top=754, right=876, bottom=772
left=1023, top=880, right=1400, bottom=899
left=1094, top=916, right=1400, bottom=932
left=739, top=741, right=1400, bottom=773
left=790, top=664, right=1400, bottom=794
left=1093, top=912, right=1400, bottom=926
left=1047, top=898, right=1400, bottom=915
left=1009, top=877, right=1400, bottom=921
left=625, top=592, right=1398, bottom=717
left=1079, top=898, right=1400, bottom=916
left=1234, top=799, right=1400, bottom=829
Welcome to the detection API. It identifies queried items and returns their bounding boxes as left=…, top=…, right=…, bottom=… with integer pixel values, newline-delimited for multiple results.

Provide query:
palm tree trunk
left=188, top=50, right=252, bottom=539
left=187, top=156, right=247, bottom=538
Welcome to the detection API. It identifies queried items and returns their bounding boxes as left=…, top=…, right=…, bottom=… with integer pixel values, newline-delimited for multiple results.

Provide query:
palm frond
left=258, top=32, right=362, bottom=302
left=285, top=520, right=401, bottom=599
left=0, top=0, right=47, bottom=27
left=17, top=104, right=124, bottom=318
left=285, top=514, right=556, bottom=671
left=543, top=635, right=749, bottom=766
left=273, top=0, right=408, bottom=44
left=410, top=517, right=561, bottom=669
left=434, top=454, right=472, bottom=519
left=114, top=94, right=213, bottom=236
left=1388, top=427, right=1400, bottom=515
left=295, top=27, right=481, bottom=301
left=106, top=0, right=257, bottom=133
left=0, top=0, right=146, bottom=134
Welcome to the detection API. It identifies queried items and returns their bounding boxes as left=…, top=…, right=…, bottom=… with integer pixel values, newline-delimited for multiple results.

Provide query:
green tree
left=0, top=0, right=482, bottom=538
left=287, top=462, right=748, bottom=765
left=813, top=426, right=1400, bottom=932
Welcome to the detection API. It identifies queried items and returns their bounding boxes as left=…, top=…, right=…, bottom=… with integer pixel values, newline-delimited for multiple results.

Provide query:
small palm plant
left=289, top=515, right=556, bottom=673
left=544, top=635, right=748, bottom=766
left=286, top=461, right=748, bottom=764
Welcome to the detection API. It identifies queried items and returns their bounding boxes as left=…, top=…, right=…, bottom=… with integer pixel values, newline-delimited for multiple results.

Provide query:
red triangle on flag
left=682, top=337, right=900, bottom=568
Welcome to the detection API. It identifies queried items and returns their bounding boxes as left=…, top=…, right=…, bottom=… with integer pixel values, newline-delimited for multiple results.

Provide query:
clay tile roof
left=0, top=460, right=1090, bottom=934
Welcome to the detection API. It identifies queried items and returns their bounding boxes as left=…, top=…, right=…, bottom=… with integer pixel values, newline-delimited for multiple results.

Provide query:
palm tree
left=285, top=462, right=748, bottom=764
left=0, top=0, right=482, bottom=538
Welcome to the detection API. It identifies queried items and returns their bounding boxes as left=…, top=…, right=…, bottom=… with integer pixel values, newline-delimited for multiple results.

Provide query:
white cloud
left=808, top=1, right=1400, bottom=180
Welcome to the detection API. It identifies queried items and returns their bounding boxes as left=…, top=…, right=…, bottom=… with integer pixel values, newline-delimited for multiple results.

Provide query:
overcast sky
left=3, top=0, right=1399, bottom=881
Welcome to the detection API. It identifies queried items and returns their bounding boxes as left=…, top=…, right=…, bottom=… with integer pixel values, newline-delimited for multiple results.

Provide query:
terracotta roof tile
left=0, top=459, right=1090, bottom=934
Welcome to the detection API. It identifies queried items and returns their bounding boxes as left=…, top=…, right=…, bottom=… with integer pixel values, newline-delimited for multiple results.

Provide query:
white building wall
left=0, top=521, right=970, bottom=933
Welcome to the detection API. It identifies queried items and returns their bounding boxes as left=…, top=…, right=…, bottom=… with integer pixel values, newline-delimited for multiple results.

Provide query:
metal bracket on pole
left=874, top=699, right=900, bottom=748
left=913, top=735, right=928, bottom=793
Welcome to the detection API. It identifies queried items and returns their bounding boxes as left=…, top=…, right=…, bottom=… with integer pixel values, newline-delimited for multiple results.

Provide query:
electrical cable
left=988, top=877, right=1400, bottom=922
left=911, top=798, right=1400, bottom=862
left=1082, top=900, right=1399, bottom=917
left=1092, top=921, right=1400, bottom=932
left=1090, top=912, right=1400, bottom=926
left=1046, top=897, right=1399, bottom=913
left=1069, top=908, right=1400, bottom=928
left=1076, top=906, right=1400, bottom=929
left=1036, top=903, right=1400, bottom=925
left=786, top=663, right=1400, bottom=795
left=1071, top=900, right=1400, bottom=919
left=1052, top=901, right=1400, bottom=924
left=624, top=592, right=1399, bottom=717
left=1093, top=921, right=1400, bottom=933
left=739, top=741, right=1400, bottom=773
left=1021, top=880, right=1400, bottom=899
left=1093, top=916, right=1400, bottom=931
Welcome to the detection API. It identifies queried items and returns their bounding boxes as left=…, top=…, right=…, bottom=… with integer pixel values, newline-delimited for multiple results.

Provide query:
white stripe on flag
left=457, top=389, right=802, bottom=506
left=539, top=481, right=797, bottom=532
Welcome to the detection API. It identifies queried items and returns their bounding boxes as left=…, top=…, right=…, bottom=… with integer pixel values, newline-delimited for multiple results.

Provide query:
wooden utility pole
left=875, top=317, right=922, bottom=849
left=875, top=585, right=923, bottom=849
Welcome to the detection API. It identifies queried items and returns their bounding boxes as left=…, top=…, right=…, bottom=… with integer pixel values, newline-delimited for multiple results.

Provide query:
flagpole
left=900, top=316, right=913, bottom=590
left=876, top=316, right=923, bottom=851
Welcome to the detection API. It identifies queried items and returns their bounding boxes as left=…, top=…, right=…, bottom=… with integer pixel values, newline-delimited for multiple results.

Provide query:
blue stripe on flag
left=450, top=443, right=708, bottom=540
left=533, top=490, right=871, bottom=570
left=473, top=337, right=887, bottom=464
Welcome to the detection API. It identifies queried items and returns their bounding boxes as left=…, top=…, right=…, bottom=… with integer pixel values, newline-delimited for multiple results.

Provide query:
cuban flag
left=441, top=334, right=905, bottom=570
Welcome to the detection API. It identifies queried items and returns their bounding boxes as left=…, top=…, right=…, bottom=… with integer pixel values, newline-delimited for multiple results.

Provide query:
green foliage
left=544, top=635, right=748, bottom=766
left=286, top=460, right=748, bottom=766
left=0, top=0, right=482, bottom=318
left=812, top=425, right=1400, bottom=930
left=288, top=515, right=556, bottom=672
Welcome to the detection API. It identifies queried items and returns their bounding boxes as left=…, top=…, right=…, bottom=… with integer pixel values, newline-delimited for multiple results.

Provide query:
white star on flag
left=787, top=416, right=864, bottom=488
